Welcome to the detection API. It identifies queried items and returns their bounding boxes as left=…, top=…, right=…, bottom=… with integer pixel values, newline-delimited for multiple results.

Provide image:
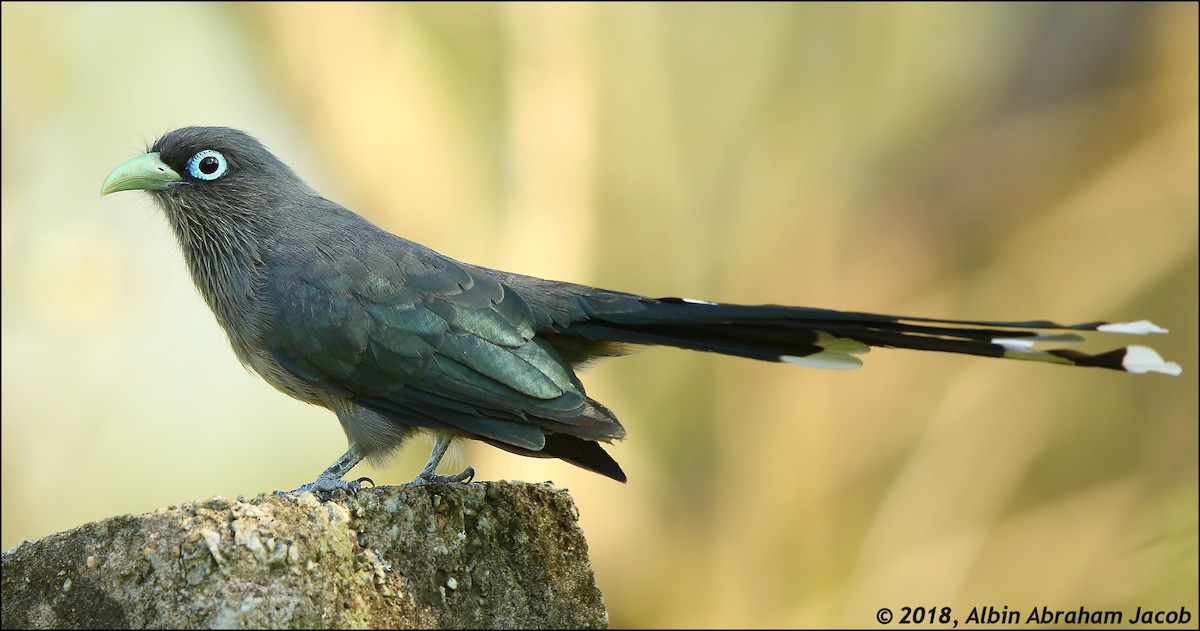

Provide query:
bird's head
left=100, top=126, right=309, bottom=213
left=100, top=126, right=315, bottom=322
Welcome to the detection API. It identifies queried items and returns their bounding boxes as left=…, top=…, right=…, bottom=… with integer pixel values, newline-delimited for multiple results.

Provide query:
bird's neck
left=167, top=205, right=272, bottom=360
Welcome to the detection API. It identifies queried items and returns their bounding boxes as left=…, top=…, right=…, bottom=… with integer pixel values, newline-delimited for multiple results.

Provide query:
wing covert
left=264, top=248, right=624, bottom=448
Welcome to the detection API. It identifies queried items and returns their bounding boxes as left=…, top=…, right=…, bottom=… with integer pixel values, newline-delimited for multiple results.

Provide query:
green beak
left=100, top=152, right=182, bottom=195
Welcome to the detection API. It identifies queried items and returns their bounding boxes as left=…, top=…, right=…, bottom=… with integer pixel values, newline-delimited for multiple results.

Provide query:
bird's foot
left=409, top=466, right=475, bottom=486
left=275, top=476, right=375, bottom=496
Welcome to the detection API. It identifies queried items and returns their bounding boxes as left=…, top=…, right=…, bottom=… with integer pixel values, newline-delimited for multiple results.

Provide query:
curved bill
left=101, top=152, right=182, bottom=195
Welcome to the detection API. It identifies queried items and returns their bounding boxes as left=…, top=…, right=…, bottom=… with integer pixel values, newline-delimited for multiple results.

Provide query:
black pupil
left=199, top=156, right=219, bottom=174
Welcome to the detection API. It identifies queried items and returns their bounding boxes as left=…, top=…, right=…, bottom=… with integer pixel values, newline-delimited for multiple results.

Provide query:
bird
left=100, top=126, right=1181, bottom=492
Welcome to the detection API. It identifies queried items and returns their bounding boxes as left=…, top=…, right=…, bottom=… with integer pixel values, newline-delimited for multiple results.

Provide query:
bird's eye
left=186, top=150, right=228, bottom=181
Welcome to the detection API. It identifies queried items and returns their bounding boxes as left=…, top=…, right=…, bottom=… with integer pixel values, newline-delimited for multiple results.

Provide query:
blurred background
left=2, top=2, right=1196, bottom=627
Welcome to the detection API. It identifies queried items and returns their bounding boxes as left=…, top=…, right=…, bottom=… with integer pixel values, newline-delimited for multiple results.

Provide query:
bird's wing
left=264, top=241, right=624, bottom=453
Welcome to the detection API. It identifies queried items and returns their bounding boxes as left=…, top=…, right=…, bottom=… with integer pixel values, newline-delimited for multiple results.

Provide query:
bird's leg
left=276, top=447, right=373, bottom=495
left=410, top=433, right=475, bottom=485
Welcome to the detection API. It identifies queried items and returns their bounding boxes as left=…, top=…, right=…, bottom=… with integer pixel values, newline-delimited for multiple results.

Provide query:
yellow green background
left=3, top=3, right=1196, bottom=627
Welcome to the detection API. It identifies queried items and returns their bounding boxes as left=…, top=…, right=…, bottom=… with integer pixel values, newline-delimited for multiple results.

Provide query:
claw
left=275, top=476, right=363, bottom=496
left=273, top=447, right=369, bottom=496
left=410, top=433, right=476, bottom=484
left=410, top=465, right=475, bottom=485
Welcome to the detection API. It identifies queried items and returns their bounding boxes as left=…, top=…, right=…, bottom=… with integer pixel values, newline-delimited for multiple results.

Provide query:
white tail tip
left=1099, top=320, right=1169, bottom=335
left=1123, top=345, right=1183, bottom=375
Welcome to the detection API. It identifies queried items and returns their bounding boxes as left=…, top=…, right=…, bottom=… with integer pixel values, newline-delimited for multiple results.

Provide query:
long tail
left=563, top=296, right=1181, bottom=375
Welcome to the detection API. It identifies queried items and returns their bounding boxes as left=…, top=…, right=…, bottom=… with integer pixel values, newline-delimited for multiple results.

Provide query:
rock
left=1, top=482, right=607, bottom=629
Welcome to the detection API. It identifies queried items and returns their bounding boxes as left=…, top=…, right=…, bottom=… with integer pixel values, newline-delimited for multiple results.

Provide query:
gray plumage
left=100, top=126, right=1181, bottom=490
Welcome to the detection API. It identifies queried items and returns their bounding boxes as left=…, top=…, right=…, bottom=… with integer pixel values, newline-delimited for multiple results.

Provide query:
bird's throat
left=166, top=202, right=271, bottom=360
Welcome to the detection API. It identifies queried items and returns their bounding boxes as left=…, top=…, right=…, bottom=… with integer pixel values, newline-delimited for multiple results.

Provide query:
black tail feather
left=562, top=296, right=1181, bottom=375
left=482, top=433, right=627, bottom=483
